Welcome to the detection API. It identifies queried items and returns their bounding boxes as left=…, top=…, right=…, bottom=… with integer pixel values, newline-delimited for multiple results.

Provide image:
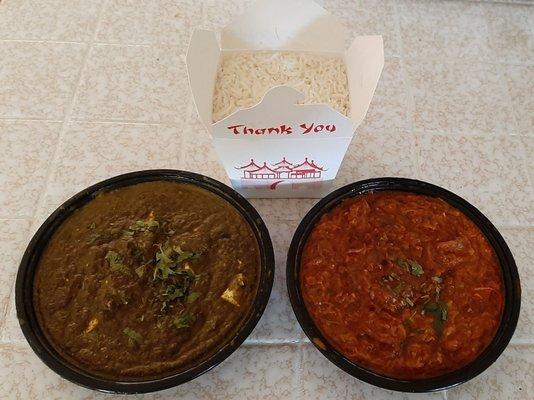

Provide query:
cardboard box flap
left=212, top=85, right=353, bottom=139
left=345, top=35, right=384, bottom=130
left=186, top=29, right=220, bottom=132
left=220, top=0, right=348, bottom=52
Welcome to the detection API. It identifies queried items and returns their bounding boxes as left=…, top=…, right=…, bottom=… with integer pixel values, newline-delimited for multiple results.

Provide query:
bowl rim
left=286, top=177, right=521, bottom=393
left=15, top=169, right=275, bottom=394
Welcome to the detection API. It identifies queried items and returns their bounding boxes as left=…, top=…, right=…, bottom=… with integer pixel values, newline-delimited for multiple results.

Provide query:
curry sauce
left=33, top=181, right=260, bottom=380
left=301, top=192, right=504, bottom=379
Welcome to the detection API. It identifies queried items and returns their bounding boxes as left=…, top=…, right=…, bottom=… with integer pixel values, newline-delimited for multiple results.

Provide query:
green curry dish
left=105, top=251, right=130, bottom=275
left=423, top=300, right=448, bottom=337
left=123, top=327, right=143, bottom=345
left=174, top=313, right=196, bottom=329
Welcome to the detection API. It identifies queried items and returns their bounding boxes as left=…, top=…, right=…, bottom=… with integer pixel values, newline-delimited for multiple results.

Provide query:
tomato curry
left=300, top=192, right=504, bottom=379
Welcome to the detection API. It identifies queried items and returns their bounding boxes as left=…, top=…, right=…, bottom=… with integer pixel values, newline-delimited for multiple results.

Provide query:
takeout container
left=286, top=178, right=521, bottom=392
left=15, top=170, right=275, bottom=394
left=186, top=0, right=384, bottom=198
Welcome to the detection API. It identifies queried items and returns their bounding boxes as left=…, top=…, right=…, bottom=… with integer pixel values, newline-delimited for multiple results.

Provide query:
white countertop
left=0, top=0, right=532, bottom=399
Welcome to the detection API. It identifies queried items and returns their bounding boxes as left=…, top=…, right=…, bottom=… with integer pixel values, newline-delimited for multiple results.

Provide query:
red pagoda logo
left=236, top=157, right=326, bottom=180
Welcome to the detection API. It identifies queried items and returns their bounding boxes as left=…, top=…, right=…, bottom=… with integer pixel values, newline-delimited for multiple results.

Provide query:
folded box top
left=186, top=0, right=384, bottom=133
left=220, top=0, right=348, bottom=53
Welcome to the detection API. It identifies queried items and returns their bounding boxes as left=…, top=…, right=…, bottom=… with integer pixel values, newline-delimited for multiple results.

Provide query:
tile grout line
left=0, top=117, right=63, bottom=123
left=510, top=339, right=534, bottom=345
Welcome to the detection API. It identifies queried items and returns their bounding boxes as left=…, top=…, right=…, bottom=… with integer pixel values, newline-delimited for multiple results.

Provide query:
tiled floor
left=0, top=0, right=532, bottom=399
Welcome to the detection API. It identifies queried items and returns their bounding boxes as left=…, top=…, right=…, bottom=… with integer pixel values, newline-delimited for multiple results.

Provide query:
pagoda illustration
left=236, top=157, right=325, bottom=180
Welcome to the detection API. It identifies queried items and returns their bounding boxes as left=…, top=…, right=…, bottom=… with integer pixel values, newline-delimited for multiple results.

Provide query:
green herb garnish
left=153, top=245, right=199, bottom=280
left=423, top=300, right=448, bottom=336
left=135, top=264, right=146, bottom=278
left=129, top=219, right=160, bottom=232
left=165, top=285, right=186, bottom=301
left=186, top=291, right=200, bottom=303
left=123, top=327, right=142, bottom=344
left=396, top=258, right=424, bottom=277
left=396, top=258, right=410, bottom=271
left=105, top=251, right=130, bottom=275
left=174, top=313, right=196, bottom=329
left=87, top=232, right=100, bottom=244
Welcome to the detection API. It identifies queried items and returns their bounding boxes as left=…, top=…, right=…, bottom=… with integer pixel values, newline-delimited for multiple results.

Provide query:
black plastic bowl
left=287, top=178, right=521, bottom=393
left=16, top=170, right=275, bottom=394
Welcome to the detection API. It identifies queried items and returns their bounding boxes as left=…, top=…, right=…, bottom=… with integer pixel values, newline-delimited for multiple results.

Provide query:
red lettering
left=268, top=127, right=280, bottom=134
left=326, top=124, right=336, bottom=133
left=314, top=124, right=324, bottom=132
left=300, top=123, right=314, bottom=134
left=255, top=128, right=266, bottom=135
left=244, top=126, right=254, bottom=134
left=228, top=125, right=244, bottom=135
left=280, top=125, right=292, bottom=134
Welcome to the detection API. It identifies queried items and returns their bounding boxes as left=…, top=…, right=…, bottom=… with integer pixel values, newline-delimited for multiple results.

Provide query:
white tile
left=133, top=345, right=299, bottom=400
left=417, top=134, right=533, bottom=226
left=322, top=0, right=400, bottom=56
left=447, top=345, right=534, bottom=400
left=0, top=220, right=30, bottom=335
left=98, top=0, right=202, bottom=48
left=0, top=0, right=102, bottom=41
left=405, top=60, right=517, bottom=135
left=32, top=122, right=182, bottom=231
left=249, top=221, right=301, bottom=343
left=1, top=290, right=25, bottom=344
left=0, top=42, right=86, bottom=119
left=178, top=116, right=229, bottom=185
left=72, top=45, right=187, bottom=122
left=503, top=64, right=534, bottom=136
left=335, top=129, right=418, bottom=188
left=359, top=57, right=413, bottom=132
left=0, top=343, right=125, bottom=400
left=399, top=0, right=493, bottom=61
left=500, top=228, right=534, bottom=341
left=300, top=343, right=444, bottom=400
left=201, top=0, right=249, bottom=30
left=485, top=3, right=534, bottom=64
left=0, top=121, right=60, bottom=219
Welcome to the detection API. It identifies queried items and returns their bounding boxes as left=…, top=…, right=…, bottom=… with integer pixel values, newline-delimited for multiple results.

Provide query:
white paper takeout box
left=186, top=0, right=384, bottom=198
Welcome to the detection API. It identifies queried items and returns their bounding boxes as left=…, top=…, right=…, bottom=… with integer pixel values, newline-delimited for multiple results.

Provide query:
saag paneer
left=33, top=181, right=260, bottom=380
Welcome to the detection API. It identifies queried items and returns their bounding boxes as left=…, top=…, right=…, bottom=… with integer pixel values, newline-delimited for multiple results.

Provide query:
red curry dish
left=300, top=192, right=504, bottom=379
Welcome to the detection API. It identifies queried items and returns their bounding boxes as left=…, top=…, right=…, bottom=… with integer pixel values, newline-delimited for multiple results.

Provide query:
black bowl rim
left=286, top=177, right=521, bottom=393
left=15, top=169, right=275, bottom=394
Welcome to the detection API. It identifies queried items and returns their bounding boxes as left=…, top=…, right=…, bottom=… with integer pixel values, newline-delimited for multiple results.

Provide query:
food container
left=186, top=0, right=384, bottom=198
left=286, top=177, right=521, bottom=392
left=15, top=170, right=275, bottom=394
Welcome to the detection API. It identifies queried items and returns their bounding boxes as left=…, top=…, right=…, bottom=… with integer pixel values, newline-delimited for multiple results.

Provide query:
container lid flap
left=221, top=0, right=348, bottom=52
left=186, top=29, right=221, bottom=132
left=345, top=35, right=384, bottom=129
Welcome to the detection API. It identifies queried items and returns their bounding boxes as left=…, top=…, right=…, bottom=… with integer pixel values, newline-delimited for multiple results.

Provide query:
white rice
left=212, top=51, right=350, bottom=122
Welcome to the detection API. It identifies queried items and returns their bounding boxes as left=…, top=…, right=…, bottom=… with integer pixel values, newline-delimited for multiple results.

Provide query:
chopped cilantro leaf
left=174, top=313, right=196, bottom=329
left=105, top=251, right=130, bottom=275
left=123, top=327, right=142, bottom=344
